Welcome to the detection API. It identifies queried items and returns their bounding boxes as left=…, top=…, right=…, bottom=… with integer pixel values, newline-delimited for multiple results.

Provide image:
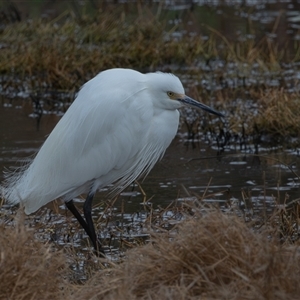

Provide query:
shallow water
left=4, top=95, right=300, bottom=259
left=2, top=1, right=300, bottom=258
left=1, top=98, right=300, bottom=213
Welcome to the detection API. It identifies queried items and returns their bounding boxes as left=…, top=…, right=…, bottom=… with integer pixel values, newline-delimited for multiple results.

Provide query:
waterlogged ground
left=2, top=97, right=300, bottom=206
left=1, top=95, right=300, bottom=261
left=1, top=0, right=300, bottom=269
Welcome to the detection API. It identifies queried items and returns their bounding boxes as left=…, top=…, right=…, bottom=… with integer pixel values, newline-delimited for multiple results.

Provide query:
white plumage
left=2, top=68, right=223, bottom=253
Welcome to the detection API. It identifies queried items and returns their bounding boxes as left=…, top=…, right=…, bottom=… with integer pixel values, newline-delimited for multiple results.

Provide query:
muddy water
left=1, top=98, right=300, bottom=217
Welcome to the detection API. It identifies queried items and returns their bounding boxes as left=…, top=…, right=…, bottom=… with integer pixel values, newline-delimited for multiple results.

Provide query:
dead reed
left=2, top=6, right=300, bottom=142
left=1, top=197, right=300, bottom=299
left=0, top=217, right=69, bottom=299
left=73, top=206, right=300, bottom=299
left=0, top=6, right=297, bottom=90
left=250, top=88, right=300, bottom=138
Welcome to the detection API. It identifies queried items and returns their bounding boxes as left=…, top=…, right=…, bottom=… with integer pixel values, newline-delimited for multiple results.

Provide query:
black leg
left=65, top=200, right=90, bottom=234
left=66, top=198, right=104, bottom=256
left=83, top=192, right=104, bottom=255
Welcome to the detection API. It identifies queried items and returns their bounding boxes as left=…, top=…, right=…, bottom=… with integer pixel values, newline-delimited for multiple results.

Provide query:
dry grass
left=73, top=207, right=300, bottom=300
left=250, top=89, right=300, bottom=138
left=2, top=202, right=300, bottom=299
left=0, top=6, right=297, bottom=91
left=1, top=5, right=300, bottom=295
left=2, top=6, right=300, bottom=141
left=222, top=88, right=300, bottom=138
left=0, top=10, right=197, bottom=90
left=0, top=216, right=69, bottom=299
left=180, top=86, right=300, bottom=146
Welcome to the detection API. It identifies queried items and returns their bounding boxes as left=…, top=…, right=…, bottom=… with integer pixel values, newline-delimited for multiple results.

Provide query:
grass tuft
left=74, top=207, right=300, bottom=299
left=0, top=218, right=69, bottom=299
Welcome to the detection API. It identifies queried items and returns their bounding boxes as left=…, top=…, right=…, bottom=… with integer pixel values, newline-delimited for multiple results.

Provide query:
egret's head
left=146, top=72, right=224, bottom=117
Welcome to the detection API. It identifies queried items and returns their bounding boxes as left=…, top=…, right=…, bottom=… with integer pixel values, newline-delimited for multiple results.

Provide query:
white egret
left=2, top=68, right=224, bottom=254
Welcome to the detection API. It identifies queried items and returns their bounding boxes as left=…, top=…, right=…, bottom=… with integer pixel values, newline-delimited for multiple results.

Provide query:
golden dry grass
left=1, top=204, right=300, bottom=299
left=224, top=88, right=300, bottom=142
left=250, top=89, right=300, bottom=137
left=0, top=218, right=69, bottom=299
left=2, top=6, right=300, bottom=141
left=0, top=7, right=295, bottom=90
left=0, top=10, right=196, bottom=90
left=73, top=208, right=300, bottom=300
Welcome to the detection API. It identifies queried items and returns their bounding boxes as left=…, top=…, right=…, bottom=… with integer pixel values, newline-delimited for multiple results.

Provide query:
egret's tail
left=2, top=159, right=90, bottom=215
left=2, top=164, right=32, bottom=214
left=1, top=162, right=52, bottom=215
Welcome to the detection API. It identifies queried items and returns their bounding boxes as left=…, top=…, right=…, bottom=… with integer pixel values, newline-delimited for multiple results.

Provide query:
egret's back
left=2, top=69, right=181, bottom=214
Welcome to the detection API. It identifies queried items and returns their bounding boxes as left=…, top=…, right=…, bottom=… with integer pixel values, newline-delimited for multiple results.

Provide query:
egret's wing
left=4, top=70, right=153, bottom=213
left=3, top=69, right=180, bottom=214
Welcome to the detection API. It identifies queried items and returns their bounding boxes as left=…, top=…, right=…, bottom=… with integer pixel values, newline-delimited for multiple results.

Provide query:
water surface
left=1, top=98, right=299, bottom=214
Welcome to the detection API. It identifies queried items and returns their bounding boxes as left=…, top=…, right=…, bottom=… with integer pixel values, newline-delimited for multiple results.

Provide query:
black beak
left=179, top=96, right=224, bottom=118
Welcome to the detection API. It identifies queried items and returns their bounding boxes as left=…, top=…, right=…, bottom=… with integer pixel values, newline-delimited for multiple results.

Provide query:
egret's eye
left=167, top=91, right=175, bottom=98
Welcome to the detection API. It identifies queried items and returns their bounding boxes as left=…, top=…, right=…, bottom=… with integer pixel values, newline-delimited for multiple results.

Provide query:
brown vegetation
left=251, top=89, right=300, bottom=137
left=74, top=208, right=300, bottom=299
left=214, top=88, right=300, bottom=139
left=1, top=3, right=300, bottom=299
left=1, top=202, right=300, bottom=299
left=0, top=6, right=296, bottom=90
left=0, top=218, right=68, bottom=299
left=1, top=5, right=300, bottom=142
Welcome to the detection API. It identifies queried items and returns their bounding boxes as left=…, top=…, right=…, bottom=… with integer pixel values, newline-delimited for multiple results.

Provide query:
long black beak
left=179, top=96, right=224, bottom=118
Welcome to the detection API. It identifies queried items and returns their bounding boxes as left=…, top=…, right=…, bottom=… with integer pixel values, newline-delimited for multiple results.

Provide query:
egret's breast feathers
left=1, top=68, right=182, bottom=214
